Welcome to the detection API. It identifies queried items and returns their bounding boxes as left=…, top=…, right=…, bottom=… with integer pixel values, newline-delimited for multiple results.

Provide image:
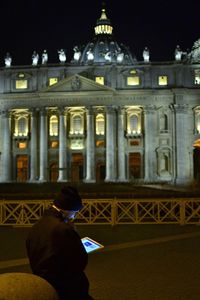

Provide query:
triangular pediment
left=41, top=74, right=115, bottom=93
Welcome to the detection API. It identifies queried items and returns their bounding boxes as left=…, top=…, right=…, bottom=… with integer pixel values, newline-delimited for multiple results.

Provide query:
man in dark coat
left=26, top=186, right=93, bottom=300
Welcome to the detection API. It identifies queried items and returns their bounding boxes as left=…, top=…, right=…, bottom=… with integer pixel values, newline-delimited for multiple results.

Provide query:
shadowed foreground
left=0, top=224, right=200, bottom=299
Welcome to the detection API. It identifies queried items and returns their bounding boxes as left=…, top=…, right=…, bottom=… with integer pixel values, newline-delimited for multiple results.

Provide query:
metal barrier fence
left=0, top=198, right=200, bottom=226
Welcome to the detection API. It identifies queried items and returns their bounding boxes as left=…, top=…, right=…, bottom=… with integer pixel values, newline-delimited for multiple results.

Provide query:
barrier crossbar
left=0, top=198, right=200, bottom=226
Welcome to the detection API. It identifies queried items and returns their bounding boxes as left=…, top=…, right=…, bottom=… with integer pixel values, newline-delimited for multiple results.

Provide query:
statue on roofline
left=73, top=46, right=81, bottom=62
left=42, top=50, right=48, bottom=64
left=4, top=52, right=12, bottom=68
left=143, top=47, right=150, bottom=62
left=58, top=49, right=66, bottom=63
left=32, top=51, right=39, bottom=66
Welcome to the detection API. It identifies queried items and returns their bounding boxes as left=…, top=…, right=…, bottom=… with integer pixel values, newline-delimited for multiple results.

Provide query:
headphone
left=52, top=205, right=74, bottom=223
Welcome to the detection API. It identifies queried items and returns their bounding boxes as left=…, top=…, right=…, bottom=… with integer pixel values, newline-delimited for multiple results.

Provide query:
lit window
left=130, top=70, right=137, bottom=74
left=18, top=142, right=27, bottom=149
left=158, top=76, right=168, bottom=86
left=96, top=114, right=105, bottom=135
left=15, top=117, right=28, bottom=136
left=50, top=141, right=59, bottom=148
left=95, top=77, right=104, bottom=85
left=15, top=80, right=28, bottom=89
left=71, top=115, right=83, bottom=134
left=96, top=140, right=105, bottom=147
left=49, top=115, right=58, bottom=136
left=127, top=114, right=141, bottom=134
left=194, top=70, right=200, bottom=85
left=71, top=140, right=84, bottom=150
left=18, top=73, right=25, bottom=78
left=196, top=114, right=200, bottom=133
left=127, top=76, right=140, bottom=86
left=49, top=77, right=58, bottom=86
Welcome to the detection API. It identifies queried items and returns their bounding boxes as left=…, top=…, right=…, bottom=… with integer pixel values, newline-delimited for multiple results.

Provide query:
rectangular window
left=49, top=77, right=58, bottom=86
left=158, top=76, right=168, bottom=86
left=96, top=140, right=105, bottom=147
left=17, top=142, right=27, bottom=149
left=130, top=140, right=140, bottom=146
left=50, top=141, right=59, bottom=148
left=127, top=76, right=140, bottom=86
left=15, top=80, right=28, bottom=89
left=95, top=77, right=104, bottom=85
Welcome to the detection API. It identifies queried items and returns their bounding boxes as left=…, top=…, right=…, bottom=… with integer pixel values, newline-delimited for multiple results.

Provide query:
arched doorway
left=16, top=155, right=28, bottom=182
left=96, top=162, right=105, bottom=182
left=193, top=139, right=200, bottom=181
left=71, top=153, right=83, bottom=182
left=129, top=152, right=141, bottom=179
left=49, top=162, right=58, bottom=182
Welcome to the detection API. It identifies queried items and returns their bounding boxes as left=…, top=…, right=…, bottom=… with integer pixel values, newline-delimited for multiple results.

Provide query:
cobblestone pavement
left=1, top=224, right=200, bottom=300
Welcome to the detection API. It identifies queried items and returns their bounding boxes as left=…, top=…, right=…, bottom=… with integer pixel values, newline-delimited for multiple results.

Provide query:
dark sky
left=0, top=0, right=200, bottom=66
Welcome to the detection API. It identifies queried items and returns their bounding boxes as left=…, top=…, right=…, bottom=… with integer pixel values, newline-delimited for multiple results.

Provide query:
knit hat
left=53, top=186, right=82, bottom=211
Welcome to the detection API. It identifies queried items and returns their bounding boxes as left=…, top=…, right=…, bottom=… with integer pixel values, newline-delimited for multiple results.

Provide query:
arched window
left=160, top=114, right=168, bottom=131
left=160, top=153, right=169, bottom=172
left=72, top=114, right=83, bottom=134
left=17, top=117, right=28, bottom=136
left=129, top=114, right=138, bottom=133
left=49, top=115, right=58, bottom=136
left=96, top=114, right=105, bottom=135
left=196, top=114, right=200, bottom=133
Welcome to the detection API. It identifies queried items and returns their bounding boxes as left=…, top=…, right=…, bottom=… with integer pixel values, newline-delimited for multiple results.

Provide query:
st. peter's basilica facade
left=0, top=8, right=200, bottom=185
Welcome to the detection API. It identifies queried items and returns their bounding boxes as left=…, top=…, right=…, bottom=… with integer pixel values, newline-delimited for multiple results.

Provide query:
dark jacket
left=26, top=207, right=93, bottom=300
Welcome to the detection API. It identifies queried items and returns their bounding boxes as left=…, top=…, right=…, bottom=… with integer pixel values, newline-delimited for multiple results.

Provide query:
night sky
left=0, top=0, right=200, bottom=66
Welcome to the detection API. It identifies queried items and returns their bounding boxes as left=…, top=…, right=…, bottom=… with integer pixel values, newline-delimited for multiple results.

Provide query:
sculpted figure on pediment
left=71, top=76, right=81, bottom=90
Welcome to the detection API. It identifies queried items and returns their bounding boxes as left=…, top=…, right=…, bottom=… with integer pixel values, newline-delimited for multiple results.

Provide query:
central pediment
left=42, top=74, right=115, bottom=93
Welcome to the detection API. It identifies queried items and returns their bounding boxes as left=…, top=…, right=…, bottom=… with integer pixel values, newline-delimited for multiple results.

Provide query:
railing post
left=180, top=200, right=185, bottom=225
left=111, top=198, right=117, bottom=226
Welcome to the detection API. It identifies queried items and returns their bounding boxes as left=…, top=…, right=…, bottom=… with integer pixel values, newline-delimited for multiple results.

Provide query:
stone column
left=29, top=109, right=38, bottom=181
left=58, top=108, right=67, bottom=181
left=143, top=105, right=157, bottom=182
left=0, top=110, right=12, bottom=182
left=173, top=104, right=192, bottom=184
left=39, top=108, right=48, bottom=182
left=84, top=106, right=95, bottom=182
left=117, top=107, right=126, bottom=181
left=105, top=106, right=116, bottom=181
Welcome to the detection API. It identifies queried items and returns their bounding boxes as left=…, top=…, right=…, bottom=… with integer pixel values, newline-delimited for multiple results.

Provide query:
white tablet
left=81, top=237, right=104, bottom=253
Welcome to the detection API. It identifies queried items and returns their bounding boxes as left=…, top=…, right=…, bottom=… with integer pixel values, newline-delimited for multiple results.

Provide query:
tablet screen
left=81, top=237, right=104, bottom=253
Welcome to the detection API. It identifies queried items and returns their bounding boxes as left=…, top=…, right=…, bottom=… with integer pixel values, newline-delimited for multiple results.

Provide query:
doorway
left=16, top=155, right=28, bottom=182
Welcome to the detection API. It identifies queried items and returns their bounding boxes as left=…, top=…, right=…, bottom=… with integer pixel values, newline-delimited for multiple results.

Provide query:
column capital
left=58, top=107, right=66, bottom=115
left=106, top=105, right=116, bottom=114
left=0, top=109, right=10, bottom=118
left=143, top=105, right=157, bottom=114
left=40, top=107, right=47, bottom=116
left=85, top=106, right=94, bottom=115
left=117, top=106, right=125, bottom=115
left=171, top=104, right=189, bottom=113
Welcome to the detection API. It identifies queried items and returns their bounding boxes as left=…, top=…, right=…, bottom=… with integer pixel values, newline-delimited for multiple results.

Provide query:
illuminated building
left=0, top=8, right=200, bottom=184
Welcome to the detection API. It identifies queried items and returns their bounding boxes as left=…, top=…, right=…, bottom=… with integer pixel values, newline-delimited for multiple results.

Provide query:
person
left=26, top=186, right=94, bottom=300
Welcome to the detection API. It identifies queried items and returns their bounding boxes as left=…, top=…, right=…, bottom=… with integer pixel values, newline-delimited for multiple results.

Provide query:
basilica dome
left=71, top=8, right=136, bottom=65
